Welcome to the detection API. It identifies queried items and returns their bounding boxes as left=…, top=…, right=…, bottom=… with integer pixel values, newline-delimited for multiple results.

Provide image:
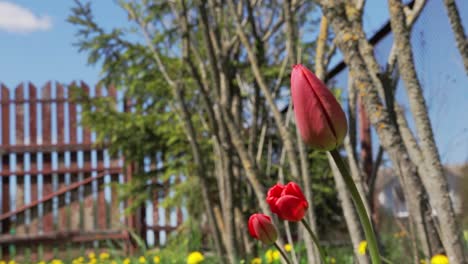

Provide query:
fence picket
left=0, top=82, right=184, bottom=261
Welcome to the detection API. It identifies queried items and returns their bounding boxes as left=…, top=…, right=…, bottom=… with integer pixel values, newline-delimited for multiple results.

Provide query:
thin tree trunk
left=395, top=105, right=445, bottom=256
left=388, top=0, right=466, bottom=261
left=174, top=86, right=225, bottom=260
left=227, top=0, right=301, bottom=180
left=358, top=96, right=373, bottom=180
left=443, top=0, right=468, bottom=74
left=286, top=2, right=320, bottom=262
left=320, top=3, right=436, bottom=261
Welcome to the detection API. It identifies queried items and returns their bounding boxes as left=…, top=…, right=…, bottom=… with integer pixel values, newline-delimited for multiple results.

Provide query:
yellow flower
left=421, top=259, right=428, bottom=264
left=327, top=257, right=336, bottom=264
left=431, top=254, right=449, bottom=264
left=153, top=256, right=161, bottom=264
left=139, top=256, right=147, bottom=263
left=187, top=251, right=205, bottom=264
left=358, top=240, right=367, bottom=255
left=100, top=252, right=110, bottom=260
left=0, top=261, right=5, bottom=264
left=123, top=258, right=131, bottom=264
left=265, top=249, right=280, bottom=263
left=88, top=258, right=97, bottom=264
left=284, top=244, right=292, bottom=252
left=37, top=262, right=46, bottom=264
left=111, top=261, right=117, bottom=264
left=88, top=252, right=96, bottom=259
left=8, top=261, right=16, bottom=264
left=251, top=258, right=262, bottom=264
left=50, top=260, right=63, bottom=264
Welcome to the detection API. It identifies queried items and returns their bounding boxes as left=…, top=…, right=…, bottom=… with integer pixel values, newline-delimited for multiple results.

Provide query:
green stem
left=381, top=255, right=394, bottom=264
left=300, top=219, right=327, bottom=263
left=329, top=149, right=381, bottom=264
left=273, top=242, right=293, bottom=264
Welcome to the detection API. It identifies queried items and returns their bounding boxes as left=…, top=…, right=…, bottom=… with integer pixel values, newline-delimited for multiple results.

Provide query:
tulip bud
left=266, top=182, right=309, bottom=222
left=291, top=64, right=348, bottom=150
left=248, top=214, right=278, bottom=245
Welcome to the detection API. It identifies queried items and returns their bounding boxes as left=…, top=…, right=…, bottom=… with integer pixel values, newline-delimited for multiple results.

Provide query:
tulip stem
left=329, top=149, right=381, bottom=264
left=300, top=219, right=327, bottom=263
left=273, top=242, right=293, bottom=264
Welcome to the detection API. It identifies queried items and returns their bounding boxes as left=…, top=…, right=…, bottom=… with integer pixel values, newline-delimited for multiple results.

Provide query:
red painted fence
left=0, top=82, right=183, bottom=262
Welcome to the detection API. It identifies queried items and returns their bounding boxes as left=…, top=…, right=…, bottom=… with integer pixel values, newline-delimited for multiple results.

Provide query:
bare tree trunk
left=174, top=86, right=225, bottom=260
left=443, top=0, right=468, bottom=74
left=319, top=3, right=436, bottom=261
left=227, top=0, right=302, bottom=180
left=395, top=105, right=444, bottom=256
left=345, top=78, right=370, bottom=214
left=286, top=2, right=320, bottom=262
left=327, top=153, right=370, bottom=264
left=388, top=0, right=466, bottom=261
left=358, top=96, right=372, bottom=180
left=316, top=14, right=371, bottom=264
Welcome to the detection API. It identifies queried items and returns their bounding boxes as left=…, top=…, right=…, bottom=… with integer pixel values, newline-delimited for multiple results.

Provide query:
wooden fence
left=0, top=82, right=183, bottom=262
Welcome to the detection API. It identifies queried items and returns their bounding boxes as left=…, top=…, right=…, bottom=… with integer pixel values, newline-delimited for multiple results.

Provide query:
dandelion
left=88, top=252, right=96, bottom=260
left=139, top=256, right=147, bottom=263
left=50, top=260, right=64, bottom=264
left=72, top=257, right=84, bottom=264
left=284, top=243, right=292, bottom=252
left=251, top=258, right=262, bottom=264
left=187, top=251, right=205, bottom=264
left=8, top=261, right=16, bottom=264
left=358, top=241, right=367, bottom=255
left=153, top=256, right=161, bottom=264
left=431, top=254, right=449, bottom=264
left=265, top=249, right=280, bottom=263
left=0, top=261, right=5, bottom=264
left=100, top=252, right=110, bottom=260
left=37, top=261, right=46, bottom=264
left=123, top=258, right=131, bottom=264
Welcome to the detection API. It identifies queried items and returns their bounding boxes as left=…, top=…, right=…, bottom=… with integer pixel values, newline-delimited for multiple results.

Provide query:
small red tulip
left=291, top=64, right=348, bottom=150
left=266, top=182, right=309, bottom=222
left=248, top=214, right=278, bottom=245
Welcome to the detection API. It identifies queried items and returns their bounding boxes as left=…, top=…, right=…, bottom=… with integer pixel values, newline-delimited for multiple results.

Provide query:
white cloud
left=0, top=1, right=52, bottom=33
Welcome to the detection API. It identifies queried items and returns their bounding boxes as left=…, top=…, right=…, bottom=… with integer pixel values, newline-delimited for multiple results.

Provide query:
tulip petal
left=248, top=214, right=277, bottom=244
left=248, top=214, right=258, bottom=238
left=276, top=195, right=308, bottom=222
left=291, top=64, right=348, bottom=150
left=255, top=215, right=277, bottom=244
left=266, top=184, right=284, bottom=214
left=282, top=182, right=308, bottom=205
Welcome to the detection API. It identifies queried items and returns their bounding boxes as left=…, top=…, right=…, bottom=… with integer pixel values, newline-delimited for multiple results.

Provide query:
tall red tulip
left=248, top=214, right=278, bottom=245
left=291, top=64, right=348, bottom=150
left=266, top=182, right=309, bottom=222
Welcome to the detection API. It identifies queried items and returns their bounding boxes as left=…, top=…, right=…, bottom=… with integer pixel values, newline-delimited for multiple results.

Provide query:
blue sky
left=0, top=0, right=467, bottom=167
left=0, top=0, right=127, bottom=86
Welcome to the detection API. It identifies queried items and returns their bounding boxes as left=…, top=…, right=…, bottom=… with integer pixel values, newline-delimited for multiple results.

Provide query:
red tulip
left=266, top=182, right=309, bottom=222
left=248, top=214, right=278, bottom=245
left=291, top=64, right=348, bottom=150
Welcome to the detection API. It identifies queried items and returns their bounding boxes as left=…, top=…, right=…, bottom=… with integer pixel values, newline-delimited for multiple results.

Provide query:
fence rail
left=0, top=82, right=183, bottom=262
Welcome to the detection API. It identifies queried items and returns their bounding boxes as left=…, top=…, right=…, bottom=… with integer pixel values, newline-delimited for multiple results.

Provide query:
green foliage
left=68, top=1, right=196, bottom=215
